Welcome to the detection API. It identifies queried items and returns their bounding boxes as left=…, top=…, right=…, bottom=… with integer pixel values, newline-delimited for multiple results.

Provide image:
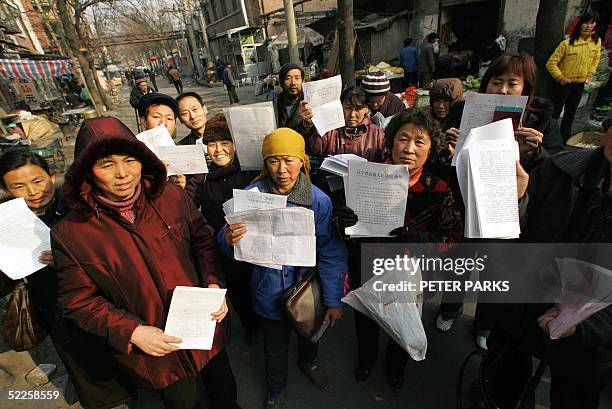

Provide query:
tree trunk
left=56, top=0, right=106, bottom=112
left=533, top=0, right=569, bottom=98
left=337, top=0, right=355, bottom=88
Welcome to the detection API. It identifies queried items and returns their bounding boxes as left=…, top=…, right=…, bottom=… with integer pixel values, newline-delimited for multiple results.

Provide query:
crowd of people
left=0, top=10, right=611, bottom=409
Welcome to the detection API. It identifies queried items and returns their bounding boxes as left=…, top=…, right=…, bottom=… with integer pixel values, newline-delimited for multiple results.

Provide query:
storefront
left=0, top=58, right=73, bottom=110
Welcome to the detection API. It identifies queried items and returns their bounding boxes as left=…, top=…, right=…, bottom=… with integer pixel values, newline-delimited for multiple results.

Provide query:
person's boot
left=298, top=362, right=329, bottom=389
left=354, top=361, right=375, bottom=381
left=386, top=364, right=404, bottom=393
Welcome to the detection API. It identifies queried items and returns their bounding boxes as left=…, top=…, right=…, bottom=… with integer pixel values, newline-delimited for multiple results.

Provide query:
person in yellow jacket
left=546, top=11, right=601, bottom=141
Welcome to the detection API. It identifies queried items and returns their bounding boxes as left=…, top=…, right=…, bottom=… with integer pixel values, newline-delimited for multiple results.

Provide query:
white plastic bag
left=342, top=259, right=427, bottom=361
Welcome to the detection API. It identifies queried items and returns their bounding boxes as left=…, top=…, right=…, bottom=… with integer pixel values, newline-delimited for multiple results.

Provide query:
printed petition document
left=345, top=161, right=409, bottom=237
left=164, top=286, right=227, bottom=350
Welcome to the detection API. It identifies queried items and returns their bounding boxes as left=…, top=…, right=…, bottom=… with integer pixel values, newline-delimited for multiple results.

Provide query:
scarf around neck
left=261, top=172, right=312, bottom=207
left=94, top=182, right=142, bottom=224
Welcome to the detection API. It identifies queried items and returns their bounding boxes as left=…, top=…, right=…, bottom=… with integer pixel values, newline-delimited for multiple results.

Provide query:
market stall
left=0, top=58, right=73, bottom=111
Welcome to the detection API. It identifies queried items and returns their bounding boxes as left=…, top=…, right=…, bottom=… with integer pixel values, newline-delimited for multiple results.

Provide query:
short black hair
left=383, top=108, right=442, bottom=158
left=340, top=86, right=367, bottom=108
left=404, top=38, right=413, bottom=46
left=427, top=32, right=438, bottom=42
left=0, top=150, right=51, bottom=188
left=176, top=91, right=204, bottom=106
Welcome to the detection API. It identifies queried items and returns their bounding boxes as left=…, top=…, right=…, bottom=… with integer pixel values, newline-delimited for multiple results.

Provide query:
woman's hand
left=162, top=160, right=187, bottom=188
left=130, top=325, right=181, bottom=357
left=38, top=250, right=54, bottom=267
left=208, top=284, right=229, bottom=322
left=559, top=77, right=571, bottom=85
left=537, top=307, right=576, bottom=338
left=515, top=126, right=543, bottom=159
left=324, top=307, right=343, bottom=327
left=224, top=223, right=247, bottom=246
left=516, top=161, right=529, bottom=200
left=445, top=127, right=460, bottom=155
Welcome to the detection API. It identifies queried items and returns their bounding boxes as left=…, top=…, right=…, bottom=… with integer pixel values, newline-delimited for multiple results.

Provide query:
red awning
left=0, top=58, right=73, bottom=81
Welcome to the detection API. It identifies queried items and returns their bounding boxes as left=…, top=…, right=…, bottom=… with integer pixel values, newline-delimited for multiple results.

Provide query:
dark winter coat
left=1, top=184, right=134, bottom=409
left=186, top=157, right=259, bottom=232
left=495, top=147, right=612, bottom=383
left=51, top=118, right=227, bottom=390
left=371, top=92, right=405, bottom=118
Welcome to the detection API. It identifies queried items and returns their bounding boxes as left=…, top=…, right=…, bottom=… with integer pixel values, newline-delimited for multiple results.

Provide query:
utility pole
left=337, top=0, right=355, bottom=87
left=196, top=9, right=214, bottom=62
left=283, top=0, right=300, bottom=64
left=182, top=0, right=206, bottom=82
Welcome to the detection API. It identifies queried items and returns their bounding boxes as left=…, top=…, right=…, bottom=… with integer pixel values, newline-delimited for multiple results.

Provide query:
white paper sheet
left=232, top=189, right=287, bottom=212
left=224, top=102, right=276, bottom=171
left=157, top=145, right=209, bottom=175
left=302, top=75, right=345, bottom=135
left=345, top=161, right=410, bottom=237
left=456, top=119, right=521, bottom=239
left=0, top=198, right=51, bottom=279
left=164, top=286, right=227, bottom=350
left=452, top=93, right=528, bottom=165
left=320, top=154, right=367, bottom=176
left=225, top=207, right=316, bottom=267
left=222, top=187, right=260, bottom=216
left=135, top=124, right=175, bottom=157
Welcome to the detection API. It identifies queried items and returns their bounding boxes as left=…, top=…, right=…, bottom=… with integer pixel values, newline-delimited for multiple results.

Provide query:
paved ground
left=1, top=79, right=611, bottom=409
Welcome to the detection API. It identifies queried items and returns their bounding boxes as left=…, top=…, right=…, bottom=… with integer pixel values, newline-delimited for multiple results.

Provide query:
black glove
left=389, top=226, right=422, bottom=243
left=332, top=206, right=358, bottom=238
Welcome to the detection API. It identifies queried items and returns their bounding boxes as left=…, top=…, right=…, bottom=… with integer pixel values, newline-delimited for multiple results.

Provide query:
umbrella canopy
left=268, top=27, right=324, bottom=51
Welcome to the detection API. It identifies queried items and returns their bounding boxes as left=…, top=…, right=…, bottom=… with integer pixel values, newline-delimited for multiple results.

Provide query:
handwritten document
left=164, top=286, right=227, bottom=350
left=456, top=119, right=520, bottom=239
left=452, top=93, right=527, bottom=165
left=0, top=198, right=50, bottom=279
left=157, top=145, right=209, bottom=175
left=225, top=207, right=316, bottom=268
left=224, top=102, right=276, bottom=171
left=303, top=75, right=345, bottom=135
left=345, top=161, right=409, bottom=237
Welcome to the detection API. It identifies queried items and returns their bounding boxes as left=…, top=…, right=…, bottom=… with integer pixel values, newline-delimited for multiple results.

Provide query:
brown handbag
left=1, top=280, right=48, bottom=351
left=283, top=268, right=329, bottom=343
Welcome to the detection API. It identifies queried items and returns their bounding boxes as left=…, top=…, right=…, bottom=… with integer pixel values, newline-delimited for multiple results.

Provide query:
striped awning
left=0, top=58, right=72, bottom=81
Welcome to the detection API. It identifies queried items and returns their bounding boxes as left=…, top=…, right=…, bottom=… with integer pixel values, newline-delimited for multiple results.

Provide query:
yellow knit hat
left=254, top=127, right=311, bottom=181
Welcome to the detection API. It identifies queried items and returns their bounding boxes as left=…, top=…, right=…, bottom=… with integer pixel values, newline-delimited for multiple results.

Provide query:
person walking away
left=222, top=63, right=240, bottom=104
left=167, top=65, right=183, bottom=94
left=308, top=55, right=320, bottom=81
left=400, top=38, right=418, bottom=88
left=418, top=32, right=438, bottom=89
left=147, top=68, right=158, bottom=92
left=546, top=11, right=601, bottom=142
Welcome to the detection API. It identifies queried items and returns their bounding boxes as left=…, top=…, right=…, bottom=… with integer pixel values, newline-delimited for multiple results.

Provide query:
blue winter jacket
left=217, top=180, right=348, bottom=320
left=400, top=45, right=418, bottom=73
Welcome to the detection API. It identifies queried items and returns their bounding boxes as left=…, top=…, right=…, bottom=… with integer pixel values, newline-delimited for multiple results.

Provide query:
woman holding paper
left=338, top=109, right=462, bottom=390
left=186, top=113, right=261, bottom=345
left=547, top=11, right=601, bottom=142
left=301, top=86, right=386, bottom=162
left=443, top=52, right=564, bottom=174
left=51, top=118, right=241, bottom=409
left=219, top=128, right=348, bottom=409
left=0, top=150, right=134, bottom=409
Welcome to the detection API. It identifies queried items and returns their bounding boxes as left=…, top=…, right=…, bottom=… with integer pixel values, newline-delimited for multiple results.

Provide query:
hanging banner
left=0, top=59, right=73, bottom=81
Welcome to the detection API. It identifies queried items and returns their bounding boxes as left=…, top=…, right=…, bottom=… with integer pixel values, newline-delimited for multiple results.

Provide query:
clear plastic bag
left=342, top=259, right=427, bottom=361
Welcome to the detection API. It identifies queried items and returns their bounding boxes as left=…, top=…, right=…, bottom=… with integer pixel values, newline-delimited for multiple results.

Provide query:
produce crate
left=565, top=131, right=605, bottom=149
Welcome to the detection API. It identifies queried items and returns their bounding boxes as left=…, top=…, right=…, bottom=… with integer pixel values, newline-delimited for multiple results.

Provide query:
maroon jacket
left=51, top=118, right=227, bottom=390
left=304, top=117, right=386, bottom=162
